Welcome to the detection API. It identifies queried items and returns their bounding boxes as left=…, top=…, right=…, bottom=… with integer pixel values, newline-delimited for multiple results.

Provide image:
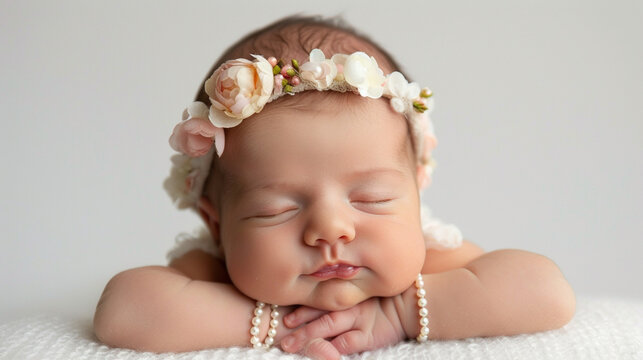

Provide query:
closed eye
left=249, top=208, right=298, bottom=220
left=349, top=194, right=398, bottom=215
left=351, top=198, right=394, bottom=205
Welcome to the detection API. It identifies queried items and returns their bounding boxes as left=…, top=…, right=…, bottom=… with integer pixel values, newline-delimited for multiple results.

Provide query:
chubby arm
left=93, top=265, right=295, bottom=352
left=398, top=249, right=576, bottom=340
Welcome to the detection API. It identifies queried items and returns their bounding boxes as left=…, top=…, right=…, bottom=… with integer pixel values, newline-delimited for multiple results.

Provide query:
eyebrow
left=344, top=167, right=408, bottom=182
left=234, top=167, right=408, bottom=195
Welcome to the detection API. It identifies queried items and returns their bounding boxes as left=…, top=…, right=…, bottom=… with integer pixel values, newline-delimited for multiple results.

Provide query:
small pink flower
left=169, top=117, right=225, bottom=157
left=170, top=102, right=226, bottom=157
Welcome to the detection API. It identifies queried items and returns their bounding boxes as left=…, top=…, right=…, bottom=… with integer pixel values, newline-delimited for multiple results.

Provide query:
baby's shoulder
left=169, top=249, right=230, bottom=283
left=422, top=240, right=484, bottom=274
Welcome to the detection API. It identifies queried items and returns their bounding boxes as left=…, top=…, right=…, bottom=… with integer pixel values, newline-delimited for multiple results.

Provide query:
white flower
left=182, top=101, right=210, bottom=121
left=384, top=71, right=421, bottom=113
left=205, top=55, right=274, bottom=128
left=299, top=49, right=338, bottom=90
left=343, top=52, right=385, bottom=98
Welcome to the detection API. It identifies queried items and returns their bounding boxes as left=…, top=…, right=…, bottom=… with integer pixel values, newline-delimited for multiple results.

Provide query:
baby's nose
left=302, top=202, right=355, bottom=247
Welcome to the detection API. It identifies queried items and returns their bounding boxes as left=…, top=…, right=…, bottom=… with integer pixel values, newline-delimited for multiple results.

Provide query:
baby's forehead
left=220, top=91, right=414, bottom=175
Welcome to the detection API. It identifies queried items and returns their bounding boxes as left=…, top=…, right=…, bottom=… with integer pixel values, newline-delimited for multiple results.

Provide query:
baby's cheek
left=222, top=227, right=303, bottom=303
left=367, top=227, right=425, bottom=296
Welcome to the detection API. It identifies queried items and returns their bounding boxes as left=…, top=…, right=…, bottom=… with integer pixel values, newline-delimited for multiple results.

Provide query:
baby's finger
left=283, top=306, right=328, bottom=328
left=281, top=311, right=355, bottom=353
left=330, top=329, right=369, bottom=355
left=302, top=338, right=341, bottom=360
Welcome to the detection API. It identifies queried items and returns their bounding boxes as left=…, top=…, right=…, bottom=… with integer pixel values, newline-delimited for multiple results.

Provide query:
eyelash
left=352, top=198, right=394, bottom=205
left=252, top=208, right=298, bottom=219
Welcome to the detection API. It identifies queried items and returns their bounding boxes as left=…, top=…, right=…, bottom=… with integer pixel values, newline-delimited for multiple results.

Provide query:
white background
left=1, top=1, right=641, bottom=323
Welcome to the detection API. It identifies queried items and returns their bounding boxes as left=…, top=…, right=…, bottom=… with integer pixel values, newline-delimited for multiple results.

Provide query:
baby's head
left=165, top=15, right=437, bottom=310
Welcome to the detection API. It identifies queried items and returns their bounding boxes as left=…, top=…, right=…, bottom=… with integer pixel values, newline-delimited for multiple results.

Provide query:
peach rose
left=205, top=55, right=274, bottom=128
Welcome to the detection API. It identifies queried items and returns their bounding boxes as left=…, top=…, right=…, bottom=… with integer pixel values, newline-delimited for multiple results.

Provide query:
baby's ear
left=197, top=196, right=220, bottom=240
left=416, top=165, right=431, bottom=189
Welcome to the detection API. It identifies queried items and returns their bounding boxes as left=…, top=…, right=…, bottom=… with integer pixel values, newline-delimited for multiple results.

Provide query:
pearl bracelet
left=415, top=273, right=430, bottom=342
left=249, top=301, right=280, bottom=349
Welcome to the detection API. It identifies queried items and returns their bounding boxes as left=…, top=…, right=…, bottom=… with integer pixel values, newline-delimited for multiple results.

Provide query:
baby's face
left=215, top=93, right=426, bottom=310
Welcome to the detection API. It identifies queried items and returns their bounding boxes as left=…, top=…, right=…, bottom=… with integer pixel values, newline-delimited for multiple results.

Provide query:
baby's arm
left=93, top=265, right=295, bottom=352
left=398, top=249, right=575, bottom=339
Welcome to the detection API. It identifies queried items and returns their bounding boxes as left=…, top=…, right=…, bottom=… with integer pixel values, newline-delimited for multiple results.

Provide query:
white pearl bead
left=264, top=337, right=274, bottom=346
left=253, top=343, right=263, bottom=349
left=254, top=307, right=263, bottom=316
left=416, top=288, right=426, bottom=297
left=256, top=301, right=265, bottom=307
left=271, top=304, right=278, bottom=310
left=419, top=308, right=428, bottom=317
left=250, top=326, right=260, bottom=336
left=420, top=317, right=429, bottom=326
left=250, top=336, right=260, bottom=344
left=418, top=298, right=427, bottom=307
left=270, top=319, right=279, bottom=328
left=421, top=326, right=430, bottom=335
left=271, top=311, right=280, bottom=319
left=267, top=328, right=277, bottom=337
left=252, top=317, right=261, bottom=326
left=417, top=334, right=428, bottom=342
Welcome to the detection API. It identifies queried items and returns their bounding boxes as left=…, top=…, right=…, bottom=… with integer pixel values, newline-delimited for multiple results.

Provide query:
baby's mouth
left=308, top=263, right=361, bottom=280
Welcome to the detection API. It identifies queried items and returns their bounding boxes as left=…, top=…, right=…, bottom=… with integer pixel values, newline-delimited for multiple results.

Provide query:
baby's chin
left=296, top=279, right=382, bottom=311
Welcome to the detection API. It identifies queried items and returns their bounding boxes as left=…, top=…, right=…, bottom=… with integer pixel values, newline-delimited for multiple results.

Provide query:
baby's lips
left=308, top=263, right=361, bottom=280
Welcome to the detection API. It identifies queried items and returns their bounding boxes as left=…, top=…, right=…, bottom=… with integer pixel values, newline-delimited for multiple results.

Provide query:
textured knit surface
left=1, top=297, right=641, bottom=360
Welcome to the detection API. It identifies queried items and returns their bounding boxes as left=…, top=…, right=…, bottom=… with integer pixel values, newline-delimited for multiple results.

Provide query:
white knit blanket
left=1, top=297, right=641, bottom=360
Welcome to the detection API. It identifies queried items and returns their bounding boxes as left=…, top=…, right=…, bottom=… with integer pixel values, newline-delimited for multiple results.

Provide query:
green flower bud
left=420, top=88, right=433, bottom=98
left=286, top=68, right=296, bottom=77
left=282, top=78, right=288, bottom=86
left=292, top=59, right=300, bottom=71
left=284, top=84, right=294, bottom=93
left=413, top=101, right=428, bottom=112
left=272, top=65, right=281, bottom=75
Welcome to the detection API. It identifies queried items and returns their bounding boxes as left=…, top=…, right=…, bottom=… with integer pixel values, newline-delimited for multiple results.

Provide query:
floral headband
left=165, top=48, right=438, bottom=210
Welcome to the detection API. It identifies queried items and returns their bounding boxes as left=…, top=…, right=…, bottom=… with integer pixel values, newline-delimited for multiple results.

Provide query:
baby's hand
left=279, top=297, right=405, bottom=360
